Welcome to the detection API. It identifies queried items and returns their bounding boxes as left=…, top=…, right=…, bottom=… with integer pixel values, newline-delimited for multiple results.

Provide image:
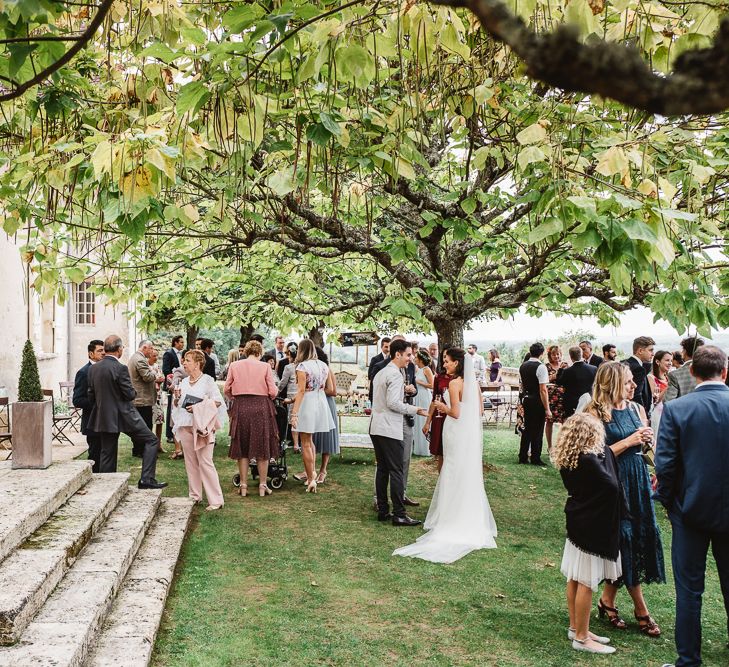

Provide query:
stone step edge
left=0, top=461, right=93, bottom=564
left=84, top=497, right=195, bottom=667
left=0, top=489, right=162, bottom=667
left=0, top=474, right=130, bottom=645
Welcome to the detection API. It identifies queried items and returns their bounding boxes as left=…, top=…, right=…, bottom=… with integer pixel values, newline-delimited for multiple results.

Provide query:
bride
left=393, top=348, right=497, bottom=563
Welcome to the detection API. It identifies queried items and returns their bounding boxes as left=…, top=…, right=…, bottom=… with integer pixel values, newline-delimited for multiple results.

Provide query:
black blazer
left=368, top=353, right=385, bottom=382
left=655, top=384, right=729, bottom=533
left=623, top=356, right=652, bottom=413
left=162, top=348, right=180, bottom=382
left=557, top=361, right=597, bottom=417
left=87, top=355, right=139, bottom=433
left=587, top=353, right=603, bottom=368
left=203, top=353, right=216, bottom=379
left=72, top=361, right=94, bottom=435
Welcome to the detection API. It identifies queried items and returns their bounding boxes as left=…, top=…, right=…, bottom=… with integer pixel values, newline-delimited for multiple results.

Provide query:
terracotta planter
left=11, top=400, right=52, bottom=469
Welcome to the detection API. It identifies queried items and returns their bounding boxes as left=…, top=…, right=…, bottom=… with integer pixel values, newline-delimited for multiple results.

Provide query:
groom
left=369, top=339, right=428, bottom=526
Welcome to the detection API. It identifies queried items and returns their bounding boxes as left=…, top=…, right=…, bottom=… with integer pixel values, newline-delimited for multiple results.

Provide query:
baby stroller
left=232, top=399, right=290, bottom=490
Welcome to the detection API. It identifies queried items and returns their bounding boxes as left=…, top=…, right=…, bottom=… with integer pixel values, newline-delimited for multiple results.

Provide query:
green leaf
left=528, top=217, right=563, bottom=243
left=517, top=146, right=546, bottom=170
left=336, top=44, right=375, bottom=87
left=460, top=198, right=477, bottom=215
left=319, top=112, right=341, bottom=137
left=621, top=219, right=658, bottom=243
left=267, top=167, right=295, bottom=196
left=176, top=81, right=210, bottom=116
left=139, top=43, right=177, bottom=64
left=223, top=5, right=263, bottom=32
left=306, top=123, right=332, bottom=146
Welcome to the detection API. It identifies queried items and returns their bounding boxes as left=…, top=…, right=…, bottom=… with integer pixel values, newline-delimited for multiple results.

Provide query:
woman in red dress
left=423, top=351, right=452, bottom=472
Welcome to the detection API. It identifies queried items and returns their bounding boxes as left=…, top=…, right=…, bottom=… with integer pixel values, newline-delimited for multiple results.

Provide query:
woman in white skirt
left=552, top=413, right=625, bottom=656
left=291, top=339, right=335, bottom=494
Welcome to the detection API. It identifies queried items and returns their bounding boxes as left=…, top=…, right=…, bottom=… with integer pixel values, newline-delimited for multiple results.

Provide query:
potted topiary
left=12, top=340, right=52, bottom=469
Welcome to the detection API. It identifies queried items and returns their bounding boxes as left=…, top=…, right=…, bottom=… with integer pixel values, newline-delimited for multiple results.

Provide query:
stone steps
left=85, top=497, right=194, bottom=667
left=0, top=489, right=162, bottom=667
left=0, top=461, right=92, bottom=563
left=0, top=473, right=130, bottom=645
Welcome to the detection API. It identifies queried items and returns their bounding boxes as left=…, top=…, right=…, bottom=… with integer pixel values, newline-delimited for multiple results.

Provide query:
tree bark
left=239, top=324, right=256, bottom=346
left=186, top=325, right=198, bottom=351
left=432, top=319, right=466, bottom=352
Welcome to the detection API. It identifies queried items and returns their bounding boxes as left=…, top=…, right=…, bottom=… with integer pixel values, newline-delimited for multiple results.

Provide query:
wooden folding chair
left=0, top=397, right=11, bottom=460
left=42, top=389, right=74, bottom=446
left=59, top=381, right=82, bottom=432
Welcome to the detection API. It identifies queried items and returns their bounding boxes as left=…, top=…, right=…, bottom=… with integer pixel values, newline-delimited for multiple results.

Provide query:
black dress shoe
left=138, top=478, right=168, bottom=489
left=531, top=460, right=547, bottom=467
left=166, top=437, right=174, bottom=444
left=517, top=459, right=528, bottom=464
left=403, top=496, right=420, bottom=507
left=377, top=512, right=393, bottom=522
left=392, top=515, right=422, bottom=527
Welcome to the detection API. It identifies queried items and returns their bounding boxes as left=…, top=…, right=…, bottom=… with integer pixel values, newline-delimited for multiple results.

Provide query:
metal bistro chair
left=42, top=389, right=75, bottom=446
left=59, top=381, right=82, bottom=432
left=0, top=397, right=11, bottom=460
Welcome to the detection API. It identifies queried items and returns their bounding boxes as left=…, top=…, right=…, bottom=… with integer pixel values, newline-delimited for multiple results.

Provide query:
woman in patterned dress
left=545, top=345, right=567, bottom=451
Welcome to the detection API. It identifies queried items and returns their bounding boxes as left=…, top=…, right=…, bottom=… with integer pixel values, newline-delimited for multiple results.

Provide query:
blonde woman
left=585, top=362, right=665, bottom=637
left=291, top=339, right=334, bottom=493
left=172, top=350, right=226, bottom=511
left=224, top=340, right=279, bottom=497
left=552, top=413, right=622, bottom=655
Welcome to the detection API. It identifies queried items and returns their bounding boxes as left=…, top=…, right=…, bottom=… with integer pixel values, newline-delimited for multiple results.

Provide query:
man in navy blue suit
left=655, top=345, right=729, bottom=667
left=72, top=340, right=105, bottom=472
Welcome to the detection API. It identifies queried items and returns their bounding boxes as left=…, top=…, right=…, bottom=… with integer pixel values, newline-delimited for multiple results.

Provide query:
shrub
left=18, top=340, right=43, bottom=402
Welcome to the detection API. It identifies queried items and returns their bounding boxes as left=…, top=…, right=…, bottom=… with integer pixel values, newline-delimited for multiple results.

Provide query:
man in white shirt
left=467, top=344, right=487, bottom=384
left=267, top=336, right=286, bottom=365
left=518, top=342, right=552, bottom=466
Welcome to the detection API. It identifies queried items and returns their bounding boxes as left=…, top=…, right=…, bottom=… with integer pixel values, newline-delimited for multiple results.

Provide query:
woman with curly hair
left=586, top=361, right=665, bottom=638
left=553, top=413, right=623, bottom=655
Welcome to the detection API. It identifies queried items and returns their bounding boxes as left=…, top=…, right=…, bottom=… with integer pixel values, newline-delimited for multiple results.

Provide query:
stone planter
left=11, top=400, right=52, bottom=469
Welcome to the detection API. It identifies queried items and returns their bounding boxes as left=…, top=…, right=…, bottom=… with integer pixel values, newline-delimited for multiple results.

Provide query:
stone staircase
left=0, top=460, right=194, bottom=667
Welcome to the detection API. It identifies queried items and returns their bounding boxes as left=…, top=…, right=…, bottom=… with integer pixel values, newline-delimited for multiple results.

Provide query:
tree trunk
left=432, top=318, right=465, bottom=352
left=239, top=324, right=256, bottom=346
left=186, top=325, right=198, bottom=351
left=308, top=323, right=325, bottom=349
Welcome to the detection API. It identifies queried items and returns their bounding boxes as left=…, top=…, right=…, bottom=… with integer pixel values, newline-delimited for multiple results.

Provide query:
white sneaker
left=572, top=638, right=616, bottom=654
left=568, top=628, right=610, bottom=644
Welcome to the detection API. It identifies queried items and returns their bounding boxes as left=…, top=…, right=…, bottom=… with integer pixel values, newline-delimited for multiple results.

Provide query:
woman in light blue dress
left=413, top=350, right=434, bottom=456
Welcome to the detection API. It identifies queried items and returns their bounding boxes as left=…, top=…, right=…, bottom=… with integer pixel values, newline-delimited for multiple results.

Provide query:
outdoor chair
left=0, top=397, right=11, bottom=460
left=42, top=389, right=74, bottom=446
left=59, top=381, right=82, bottom=432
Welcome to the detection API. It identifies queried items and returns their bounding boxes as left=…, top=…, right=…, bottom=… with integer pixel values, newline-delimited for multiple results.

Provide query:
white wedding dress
left=393, top=356, right=497, bottom=563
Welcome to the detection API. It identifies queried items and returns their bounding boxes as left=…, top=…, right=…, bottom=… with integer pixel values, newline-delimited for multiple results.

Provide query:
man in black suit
left=655, top=346, right=729, bottom=667
left=622, top=335, right=655, bottom=416
left=367, top=337, right=391, bottom=389
left=162, top=335, right=184, bottom=442
left=72, top=339, right=105, bottom=472
left=267, top=335, right=286, bottom=365
left=557, top=346, right=597, bottom=418
left=579, top=340, right=603, bottom=367
left=200, top=338, right=216, bottom=379
left=87, top=335, right=167, bottom=489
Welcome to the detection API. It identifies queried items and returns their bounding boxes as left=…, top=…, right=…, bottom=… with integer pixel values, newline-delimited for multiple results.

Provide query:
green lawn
left=106, top=429, right=728, bottom=667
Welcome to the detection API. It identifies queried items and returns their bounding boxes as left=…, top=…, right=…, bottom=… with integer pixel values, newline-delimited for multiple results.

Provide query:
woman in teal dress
left=585, top=361, right=665, bottom=638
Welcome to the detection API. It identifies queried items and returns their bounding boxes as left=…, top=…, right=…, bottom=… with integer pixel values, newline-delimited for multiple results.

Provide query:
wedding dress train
left=393, top=355, right=497, bottom=563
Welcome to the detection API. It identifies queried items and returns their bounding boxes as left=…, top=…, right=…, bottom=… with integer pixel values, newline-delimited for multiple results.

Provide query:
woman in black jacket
left=552, top=413, right=624, bottom=656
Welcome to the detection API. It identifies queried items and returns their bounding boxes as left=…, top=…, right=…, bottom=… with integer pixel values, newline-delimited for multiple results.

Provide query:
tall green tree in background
left=0, top=0, right=727, bottom=347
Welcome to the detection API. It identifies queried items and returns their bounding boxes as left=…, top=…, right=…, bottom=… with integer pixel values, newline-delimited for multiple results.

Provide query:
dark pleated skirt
left=228, top=395, right=279, bottom=461
left=314, top=396, right=339, bottom=455
left=429, top=415, right=445, bottom=456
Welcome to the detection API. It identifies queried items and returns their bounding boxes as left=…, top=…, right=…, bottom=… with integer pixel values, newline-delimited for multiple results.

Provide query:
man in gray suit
left=664, top=336, right=705, bottom=403
left=87, top=335, right=167, bottom=489
left=369, top=339, right=428, bottom=526
left=127, top=339, right=161, bottom=457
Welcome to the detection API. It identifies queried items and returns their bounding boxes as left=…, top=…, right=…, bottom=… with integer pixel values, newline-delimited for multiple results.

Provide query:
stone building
left=0, top=234, right=137, bottom=400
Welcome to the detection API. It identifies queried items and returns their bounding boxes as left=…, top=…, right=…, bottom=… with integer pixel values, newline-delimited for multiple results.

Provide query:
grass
left=107, top=429, right=728, bottom=667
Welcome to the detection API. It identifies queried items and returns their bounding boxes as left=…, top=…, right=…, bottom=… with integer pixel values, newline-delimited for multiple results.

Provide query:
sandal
left=635, top=612, right=661, bottom=637
left=259, top=484, right=272, bottom=497
left=238, top=484, right=247, bottom=497
left=293, top=472, right=307, bottom=482
left=205, top=504, right=223, bottom=511
left=316, top=472, right=327, bottom=484
left=169, top=451, right=184, bottom=460
left=597, top=599, right=627, bottom=629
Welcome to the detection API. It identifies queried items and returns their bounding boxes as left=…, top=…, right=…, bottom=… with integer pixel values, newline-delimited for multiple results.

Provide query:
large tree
left=1, top=0, right=727, bottom=347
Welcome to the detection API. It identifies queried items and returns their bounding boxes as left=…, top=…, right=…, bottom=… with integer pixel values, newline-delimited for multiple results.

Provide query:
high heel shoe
left=597, top=599, right=627, bottom=629
left=238, top=484, right=247, bottom=497
left=635, top=612, right=661, bottom=637
left=306, top=480, right=317, bottom=494
left=259, top=484, right=272, bottom=497
left=316, top=472, right=327, bottom=485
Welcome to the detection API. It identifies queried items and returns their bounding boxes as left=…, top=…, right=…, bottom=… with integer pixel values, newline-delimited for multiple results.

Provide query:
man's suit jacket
left=655, top=384, right=729, bottom=533
left=587, top=353, right=603, bottom=367
left=72, top=361, right=94, bottom=435
left=368, top=353, right=385, bottom=381
left=369, top=356, right=417, bottom=403
left=663, top=362, right=697, bottom=403
left=557, top=361, right=597, bottom=416
left=87, top=355, right=140, bottom=433
left=623, top=356, right=652, bottom=414
left=162, top=348, right=180, bottom=390
left=203, top=353, right=216, bottom=379
left=369, top=363, right=419, bottom=440
left=128, top=350, right=157, bottom=407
